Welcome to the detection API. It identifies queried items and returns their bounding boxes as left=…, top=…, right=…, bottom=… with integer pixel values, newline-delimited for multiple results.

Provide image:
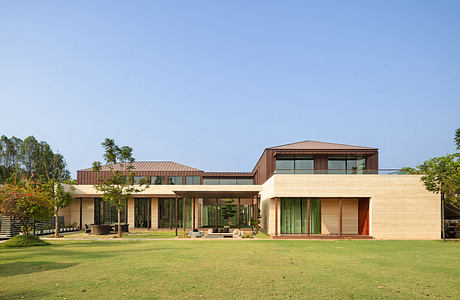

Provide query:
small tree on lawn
left=43, top=153, right=75, bottom=238
left=92, top=138, right=149, bottom=238
left=0, top=178, right=53, bottom=235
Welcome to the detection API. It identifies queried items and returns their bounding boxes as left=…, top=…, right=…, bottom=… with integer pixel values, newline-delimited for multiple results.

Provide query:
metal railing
left=274, top=169, right=403, bottom=175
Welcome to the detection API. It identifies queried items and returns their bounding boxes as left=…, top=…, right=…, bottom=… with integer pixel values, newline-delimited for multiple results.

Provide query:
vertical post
left=79, top=198, right=83, bottom=230
left=148, top=198, right=151, bottom=229
left=275, top=198, right=278, bottom=236
left=215, top=198, right=218, bottom=232
left=441, top=192, right=445, bottom=242
left=175, top=195, right=178, bottom=236
left=192, top=197, right=196, bottom=230
left=170, top=198, right=173, bottom=229
left=339, top=198, right=343, bottom=237
left=125, top=200, right=128, bottom=225
left=307, top=198, right=310, bottom=236
left=238, top=198, right=241, bottom=231
left=183, top=197, right=186, bottom=233
left=101, top=199, right=105, bottom=225
left=257, top=195, right=260, bottom=234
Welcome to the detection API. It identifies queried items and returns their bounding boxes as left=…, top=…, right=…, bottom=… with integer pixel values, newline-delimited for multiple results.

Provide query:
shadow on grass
left=0, top=261, right=78, bottom=277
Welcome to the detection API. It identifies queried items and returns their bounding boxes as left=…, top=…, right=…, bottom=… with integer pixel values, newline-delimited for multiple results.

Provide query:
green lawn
left=1, top=240, right=459, bottom=299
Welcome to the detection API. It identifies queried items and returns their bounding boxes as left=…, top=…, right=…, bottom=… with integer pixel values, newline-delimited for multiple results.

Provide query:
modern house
left=60, top=140, right=441, bottom=239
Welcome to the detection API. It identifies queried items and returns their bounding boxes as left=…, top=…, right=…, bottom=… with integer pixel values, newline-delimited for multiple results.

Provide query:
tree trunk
left=117, top=208, right=122, bottom=238
left=54, top=208, right=60, bottom=238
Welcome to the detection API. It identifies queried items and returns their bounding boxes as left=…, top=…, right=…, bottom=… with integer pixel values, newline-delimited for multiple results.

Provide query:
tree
left=42, top=153, right=75, bottom=238
left=19, top=136, right=39, bottom=179
left=456, top=128, right=460, bottom=150
left=0, top=135, right=23, bottom=182
left=220, top=199, right=237, bottom=227
left=92, top=138, right=149, bottom=237
left=0, top=179, right=53, bottom=235
left=401, top=129, right=460, bottom=205
left=47, top=182, right=75, bottom=238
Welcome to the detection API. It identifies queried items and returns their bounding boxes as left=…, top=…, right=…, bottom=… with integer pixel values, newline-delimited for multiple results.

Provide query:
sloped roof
left=79, top=161, right=202, bottom=172
left=268, top=140, right=377, bottom=151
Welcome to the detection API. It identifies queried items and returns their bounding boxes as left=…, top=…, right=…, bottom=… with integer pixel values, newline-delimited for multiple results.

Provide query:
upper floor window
left=328, top=157, right=365, bottom=174
left=186, top=176, right=201, bottom=185
left=276, top=158, right=314, bottom=174
left=133, top=176, right=148, bottom=185
left=203, top=178, right=254, bottom=185
left=151, top=176, right=165, bottom=185
left=168, top=176, right=183, bottom=185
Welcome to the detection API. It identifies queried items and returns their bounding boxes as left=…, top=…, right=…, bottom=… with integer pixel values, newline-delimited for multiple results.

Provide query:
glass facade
left=94, top=198, right=127, bottom=225
left=150, top=176, right=165, bottom=185
left=158, top=198, right=192, bottom=228
left=276, top=158, right=314, bottom=174
left=203, top=178, right=254, bottom=185
left=328, top=157, right=365, bottom=174
left=168, top=176, right=183, bottom=185
left=133, top=176, right=148, bottom=185
left=186, top=176, right=201, bottom=185
left=280, top=198, right=321, bottom=234
left=134, top=198, right=151, bottom=228
left=201, top=201, right=253, bottom=228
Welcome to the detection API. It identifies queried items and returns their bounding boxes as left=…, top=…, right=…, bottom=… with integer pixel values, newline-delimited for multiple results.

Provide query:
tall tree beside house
left=401, top=129, right=460, bottom=205
left=0, top=178, right=53, bottom=235
left=92, top=138, right=149, bottom=238
left=43, top=153, right=75, bottom=238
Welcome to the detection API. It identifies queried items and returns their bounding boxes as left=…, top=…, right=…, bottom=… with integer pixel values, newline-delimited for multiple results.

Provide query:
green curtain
left=281, top=198, right=321, bottom=234
left=176, top=198, right=192, bottom=228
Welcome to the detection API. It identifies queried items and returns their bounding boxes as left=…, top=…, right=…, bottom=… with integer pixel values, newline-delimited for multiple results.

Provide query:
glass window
left=203, top=178, right=219, bottom=185
left=133, top=176, right=148, bottom=185
left=276, top=159, right=294, bottom=170
left=150, top=176, right=165, bottom=185
left=185, top=176, right=201, bottom=185
left=295, top=159, right=314, bottom=170
left=94, top=198, right=126, bottom=225
left=236, top=178, right=253, bottom=185
left=219, top=178, right=237, bottom=185
left=346, top=157, right=366, bottom=174
left=168, top=176, right=183, bottom=185
left=328, top=158, right=346, bottom=173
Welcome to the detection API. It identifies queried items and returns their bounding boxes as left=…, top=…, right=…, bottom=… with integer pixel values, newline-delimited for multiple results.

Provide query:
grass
left=0, top=240, right=459, bottom=299
left=1, top=234, right=49, bottom=248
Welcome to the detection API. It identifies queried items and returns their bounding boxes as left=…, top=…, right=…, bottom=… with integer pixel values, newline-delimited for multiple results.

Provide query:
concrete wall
left=261, top=174, right=440, bottom=239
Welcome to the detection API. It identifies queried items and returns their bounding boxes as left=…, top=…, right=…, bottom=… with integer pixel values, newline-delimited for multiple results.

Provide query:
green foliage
left=456, top=128, right=460, bottom=150
left=1, top=234, right=49, bottom=247
left=92, top=138, right=149, bottom=237
left=402, top=130, right=460, bottom=205
left=0, top=135, right=70, bottom=183
left=221, top=199, right=237, bottom=226
left=0, top=179, right=53, bottom=234
left=241, top=233, right=253, bottom=238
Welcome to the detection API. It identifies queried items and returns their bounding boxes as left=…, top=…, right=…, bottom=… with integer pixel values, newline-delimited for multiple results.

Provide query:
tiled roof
left=268, top=140, right=377, bottom=150
left=79, top=161, right=202, bottom=172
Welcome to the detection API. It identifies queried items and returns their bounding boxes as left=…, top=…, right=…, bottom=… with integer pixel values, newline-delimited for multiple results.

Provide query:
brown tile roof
left=79, top=161, right=202, bottom=172
left=203, top=172, right=253, bottom=177
left=268, top=140, right=377, bottom=150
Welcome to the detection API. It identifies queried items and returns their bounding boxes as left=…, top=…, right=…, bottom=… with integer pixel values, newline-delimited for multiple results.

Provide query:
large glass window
left=276, top=158, right=314, bottom=174
left=203, top=178, right=253, bottom=185
left=158, top=198, right=192, bottom=228
left=237, top=178, right=254, bottom=185
left=168, top=176, right=183, bottom=185
left=280, top=198, right=321, bottom=234
left=134, top=198, right=151, bottom=228
left=201, top=199, right=253, bottom=228
left=328, top=157, right=366, bottom=174
left=186, top=176, right=201, bottom=185
left=133, top=176, right=148, bottom=185
left=151, top=176, right=165, bottom=185
left=94, top=198, right=127, bottom=225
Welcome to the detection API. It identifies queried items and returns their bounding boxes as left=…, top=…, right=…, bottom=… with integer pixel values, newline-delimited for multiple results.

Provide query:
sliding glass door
left=281, top=198, right=321, bottom=234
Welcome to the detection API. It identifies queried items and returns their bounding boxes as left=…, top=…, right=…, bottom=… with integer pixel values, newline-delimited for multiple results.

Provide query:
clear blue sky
left=1, top=1, right=459, bottom=178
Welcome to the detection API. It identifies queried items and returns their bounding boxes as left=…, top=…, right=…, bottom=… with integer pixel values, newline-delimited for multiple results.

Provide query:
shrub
left=1, top=234, right=49, bottom=248
left=242, top=233, right=253, bottom=238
